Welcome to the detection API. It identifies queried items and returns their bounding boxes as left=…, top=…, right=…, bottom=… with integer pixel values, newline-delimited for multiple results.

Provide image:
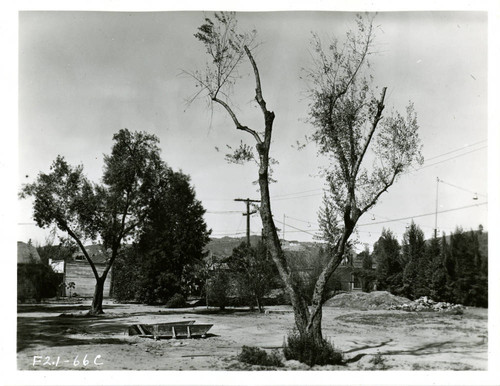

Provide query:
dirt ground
left=17, top=300, right=488, bottom=371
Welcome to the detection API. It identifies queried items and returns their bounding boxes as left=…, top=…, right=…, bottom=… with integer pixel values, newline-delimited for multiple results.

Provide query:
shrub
left=283, top=331, right=344, bottom=367
left=17, top=264, right=60, bottom=302
left=238, top=346, right=283, bottom=367
left=206, top=269, right=230, bottom=310
left=369, top=351, right=389, bottom=370
left=165, top=293, right=187, bottom=308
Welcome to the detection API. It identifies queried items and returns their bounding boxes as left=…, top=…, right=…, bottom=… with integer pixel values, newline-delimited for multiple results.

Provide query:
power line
left=273, top=218, right=318, bottom=238
left=205, top=210, right=242, bottom=214
left=285, top=214, right=316, bottom=225
left=424, top=139, right=487, bottom=162
left=260, top=142, right=487, bottom=203
left=273, top=192, right=323, bottom=201
left=272, top=188, right=323, bottom=199
left=357, top=202, right=487, bottom=227
left=200, top=142, right=487, bottom=207
left=438, top=178, right=487, bottom=197
left=234, top=198, right=260, bottom=245
left=416, top=145, right=487, bottom=170
left=212, top=201, right=487, bottom=239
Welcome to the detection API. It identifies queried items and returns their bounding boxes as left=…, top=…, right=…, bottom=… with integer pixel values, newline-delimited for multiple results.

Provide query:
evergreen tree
left=355, top=246, right=376, bottom=292
left=113, top=167, right=210, bottom=304
left=448, top=227, right=487, bottom=306
left=401, top=222, right=427, bottom=299
left=427, top=236, right=447, bottom=301
left=373, top=229, right=403, bottom=293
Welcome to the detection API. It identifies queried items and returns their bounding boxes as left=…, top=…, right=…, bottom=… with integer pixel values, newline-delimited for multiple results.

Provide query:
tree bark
left=89, top=276, right=105, bottom=315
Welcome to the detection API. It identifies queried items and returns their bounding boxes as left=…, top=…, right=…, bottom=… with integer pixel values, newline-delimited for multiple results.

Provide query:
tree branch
left=244, top=45, right=267, bottom=114
left=352, top=87, right=387, bottom=180
left=359, top=166, right=400, bottom=218
left=66, top=226, right=100, bottom=280
left=212, top=96, right=263, bottom=144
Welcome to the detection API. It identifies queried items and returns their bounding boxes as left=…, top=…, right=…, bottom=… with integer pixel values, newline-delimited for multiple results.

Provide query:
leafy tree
left=373, top=229, right=403, bottom=293
left=309, top=15, right=422, bottom=343
left=354, top=246, right=376, bottom=292
left=227, top=241, right=278, bottom=312
left=190, top=12, right=423, bottom=348
left=20, top=129, right=164, bottom=315
left=401, top=222, right=428, bottom=299
left=113, top=168, right=210, bottom=304
left=206, top=260, right=230, bottom=310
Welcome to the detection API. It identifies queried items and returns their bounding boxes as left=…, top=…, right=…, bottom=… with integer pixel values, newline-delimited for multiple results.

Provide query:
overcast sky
left=18, top=10, right=488, bottom=249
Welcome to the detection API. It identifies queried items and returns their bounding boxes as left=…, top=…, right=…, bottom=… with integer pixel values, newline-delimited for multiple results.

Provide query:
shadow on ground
left=17, top=304, right=122, bottom=314
left=17, top=314, right=131, bottom=352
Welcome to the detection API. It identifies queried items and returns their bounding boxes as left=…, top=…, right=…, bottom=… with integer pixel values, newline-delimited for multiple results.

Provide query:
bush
left=238, top=346, right=283, bottom=367
left=18, top=264, right=60, bottom=302
left=369, top=351, right=389, bottom=370
left=165, top=293, right=187, bottom=308
left=283, top=331, right=344, bottom=367
left=206, top=269, right=230, bottom=310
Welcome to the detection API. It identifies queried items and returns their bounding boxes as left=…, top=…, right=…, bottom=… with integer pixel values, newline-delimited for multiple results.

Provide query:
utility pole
left=434, top=177, right=439, bottom=238
left=234, top=198, right=260, bottom=246
left=283, top=214, right=286, bottom=242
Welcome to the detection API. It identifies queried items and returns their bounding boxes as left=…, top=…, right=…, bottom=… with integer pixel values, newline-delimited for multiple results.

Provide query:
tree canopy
left=20, top=129, right=169, bottom=314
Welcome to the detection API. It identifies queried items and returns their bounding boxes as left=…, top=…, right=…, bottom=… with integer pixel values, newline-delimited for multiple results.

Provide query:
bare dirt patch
left=17, top=300, right=487, bottom=371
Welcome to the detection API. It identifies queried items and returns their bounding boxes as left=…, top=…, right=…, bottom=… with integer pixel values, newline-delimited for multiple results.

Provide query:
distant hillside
left=205, top=236, right=324, bottom=259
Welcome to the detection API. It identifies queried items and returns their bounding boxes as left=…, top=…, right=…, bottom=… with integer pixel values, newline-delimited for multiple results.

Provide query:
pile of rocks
left=388, top=296, right=465, bottom=313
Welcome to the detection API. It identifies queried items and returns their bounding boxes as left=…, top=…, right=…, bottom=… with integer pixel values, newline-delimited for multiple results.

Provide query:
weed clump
left=238, top=346, right=283, bottom=367
left=369, top=351, right=389, bottom=370
left=283, top=331, right=344, bottom=367
left=165, top=293, right=186, bottom=308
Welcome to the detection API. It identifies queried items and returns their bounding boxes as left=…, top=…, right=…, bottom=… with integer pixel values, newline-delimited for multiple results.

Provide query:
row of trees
left=370, top=223, right=487, bottom=307
left=21, top=129, right=210, bottom=314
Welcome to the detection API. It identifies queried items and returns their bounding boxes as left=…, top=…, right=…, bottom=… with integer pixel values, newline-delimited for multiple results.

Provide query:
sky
left=17, top=10, right=489, bottom=250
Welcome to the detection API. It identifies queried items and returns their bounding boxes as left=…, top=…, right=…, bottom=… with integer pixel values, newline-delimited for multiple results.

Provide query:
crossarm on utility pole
left=235, top=198, right=261, bottom=246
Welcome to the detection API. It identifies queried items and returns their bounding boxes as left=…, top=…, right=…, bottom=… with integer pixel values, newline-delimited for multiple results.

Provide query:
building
left=17, top=241, right=42, bottom=264
left=49, top=244, right=113, bottom=298
left=17, top=241, right=55, bottom=302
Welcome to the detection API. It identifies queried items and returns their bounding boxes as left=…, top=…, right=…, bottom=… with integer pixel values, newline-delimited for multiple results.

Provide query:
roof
left=17, top=241, right=42, bottom=264
left=73, top=244, right=110, bottom=264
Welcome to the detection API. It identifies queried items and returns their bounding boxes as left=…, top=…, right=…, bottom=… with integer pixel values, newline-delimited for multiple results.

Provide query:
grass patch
left=238, top=346, right=283, bottom=367
left=283, top=331, right=344, bottom=367
left=369, top=351, right=389, bottom=370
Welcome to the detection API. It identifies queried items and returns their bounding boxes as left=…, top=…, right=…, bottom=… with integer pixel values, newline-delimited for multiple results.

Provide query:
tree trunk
left=307, top=307, right=324, bottom=346
left=257, top=142, right=313, bottom=339
left=255, top=293, right=263, bottom=313
left=89, top=276, right=105, bottom=315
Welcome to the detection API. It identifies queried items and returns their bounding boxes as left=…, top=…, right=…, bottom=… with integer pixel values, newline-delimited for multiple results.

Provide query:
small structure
left=49, top=244, right=113, bottom=298
left=17, top=241, right=55, bottom=302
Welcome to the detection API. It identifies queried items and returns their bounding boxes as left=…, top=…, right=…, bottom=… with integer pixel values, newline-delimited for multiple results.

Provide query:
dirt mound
left=324, top=291, right=411, bottom=310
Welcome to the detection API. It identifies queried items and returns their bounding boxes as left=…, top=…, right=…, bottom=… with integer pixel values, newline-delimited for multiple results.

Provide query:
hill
left=205, top=236, right=324, bottom=259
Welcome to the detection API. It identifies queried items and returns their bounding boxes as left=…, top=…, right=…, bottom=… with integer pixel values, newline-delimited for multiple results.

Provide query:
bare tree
left=189, top=12, right=423, bottom=348
left=306, top=14, right=423, bottom=343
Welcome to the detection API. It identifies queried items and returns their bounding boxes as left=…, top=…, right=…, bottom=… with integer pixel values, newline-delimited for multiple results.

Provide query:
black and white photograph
left=3, top=0, right=499, bottom=384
